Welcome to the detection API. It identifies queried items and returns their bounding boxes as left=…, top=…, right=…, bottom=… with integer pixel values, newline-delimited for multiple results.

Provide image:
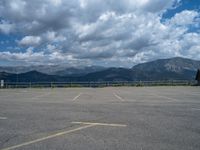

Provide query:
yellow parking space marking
left=113, top=93, right=125, bottom=102
left=191, top=108, right=200, bottom=111
left=72, top=93, right=82, bottom=101
left=151, top=93, right=178, bottom=102
left=1, top=124, right=96, bottom=150
left=71, top=121, right=127, bottom=127
left=1, top=121, right=127, bottom=150
left=0, top=117, right=7, bottom=120
left=32, top=92, right=52, bottom=99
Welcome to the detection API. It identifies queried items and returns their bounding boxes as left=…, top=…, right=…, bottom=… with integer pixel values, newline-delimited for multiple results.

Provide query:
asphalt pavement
left=0, top=86, right=200, bottom=150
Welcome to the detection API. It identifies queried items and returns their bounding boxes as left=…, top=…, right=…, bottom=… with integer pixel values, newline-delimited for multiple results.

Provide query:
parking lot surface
left=0, top=87, right=200, bottom=150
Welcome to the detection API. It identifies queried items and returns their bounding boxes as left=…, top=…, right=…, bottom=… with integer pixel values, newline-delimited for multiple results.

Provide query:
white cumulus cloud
left=18, top=36, right=42, bottom=46
left=0, top=0, right=200, bottom=66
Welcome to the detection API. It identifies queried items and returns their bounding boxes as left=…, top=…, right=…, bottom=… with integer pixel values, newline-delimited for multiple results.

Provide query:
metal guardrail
left=0, top=80, right=197, bottom=88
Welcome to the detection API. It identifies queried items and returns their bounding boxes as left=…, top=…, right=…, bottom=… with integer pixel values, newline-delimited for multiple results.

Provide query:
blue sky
left=0, top=0, right=200, bottom=67
left=164, top=0, right=200, bottom=18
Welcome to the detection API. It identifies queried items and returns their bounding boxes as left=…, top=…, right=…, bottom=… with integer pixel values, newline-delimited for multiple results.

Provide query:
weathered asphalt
left=0, top=87, right=200, bottom=150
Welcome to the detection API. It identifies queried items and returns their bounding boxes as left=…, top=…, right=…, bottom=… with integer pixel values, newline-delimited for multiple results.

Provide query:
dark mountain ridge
left=0, top=57, right=199, bottom=82
left=132, top=57, right=200, bottom=72
left=0, top=65, right=106, bottom=76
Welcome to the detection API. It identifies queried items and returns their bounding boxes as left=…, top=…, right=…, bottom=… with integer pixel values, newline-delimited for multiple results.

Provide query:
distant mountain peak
left=0, top=57, right=199, bottom=82
left=133, top=57, right=200, bottom=70
left=21, top=70, right=45, bottom=75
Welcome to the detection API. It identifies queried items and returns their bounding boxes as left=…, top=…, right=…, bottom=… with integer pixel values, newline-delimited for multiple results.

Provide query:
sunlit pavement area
left=0, top=87, right=200, bottom=150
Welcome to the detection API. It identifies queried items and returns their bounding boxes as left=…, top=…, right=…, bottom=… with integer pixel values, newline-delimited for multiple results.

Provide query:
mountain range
left=0, top=65, right=106, bottom=76
left=0, top=57, right=199, bottom=82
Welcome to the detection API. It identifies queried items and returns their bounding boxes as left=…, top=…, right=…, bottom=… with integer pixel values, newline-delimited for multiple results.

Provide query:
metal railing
left=0, top=80, right=197, bottom=88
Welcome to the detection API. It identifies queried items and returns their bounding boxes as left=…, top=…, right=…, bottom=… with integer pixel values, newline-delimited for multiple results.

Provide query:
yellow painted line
left=32, top=92, right=51, bottom=99
left=72, top=93, right=82, bottom=101
left=151, top=94, right=178, bottom=102
left=0, top=117, right=7, bottom=120
left=191, top=108, right=200, bottom=111
left=71, top=122, right=127, bottom=127
left=113, top=93, right=125, bottom=102
left=1, top=124, right=96, bottom=150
